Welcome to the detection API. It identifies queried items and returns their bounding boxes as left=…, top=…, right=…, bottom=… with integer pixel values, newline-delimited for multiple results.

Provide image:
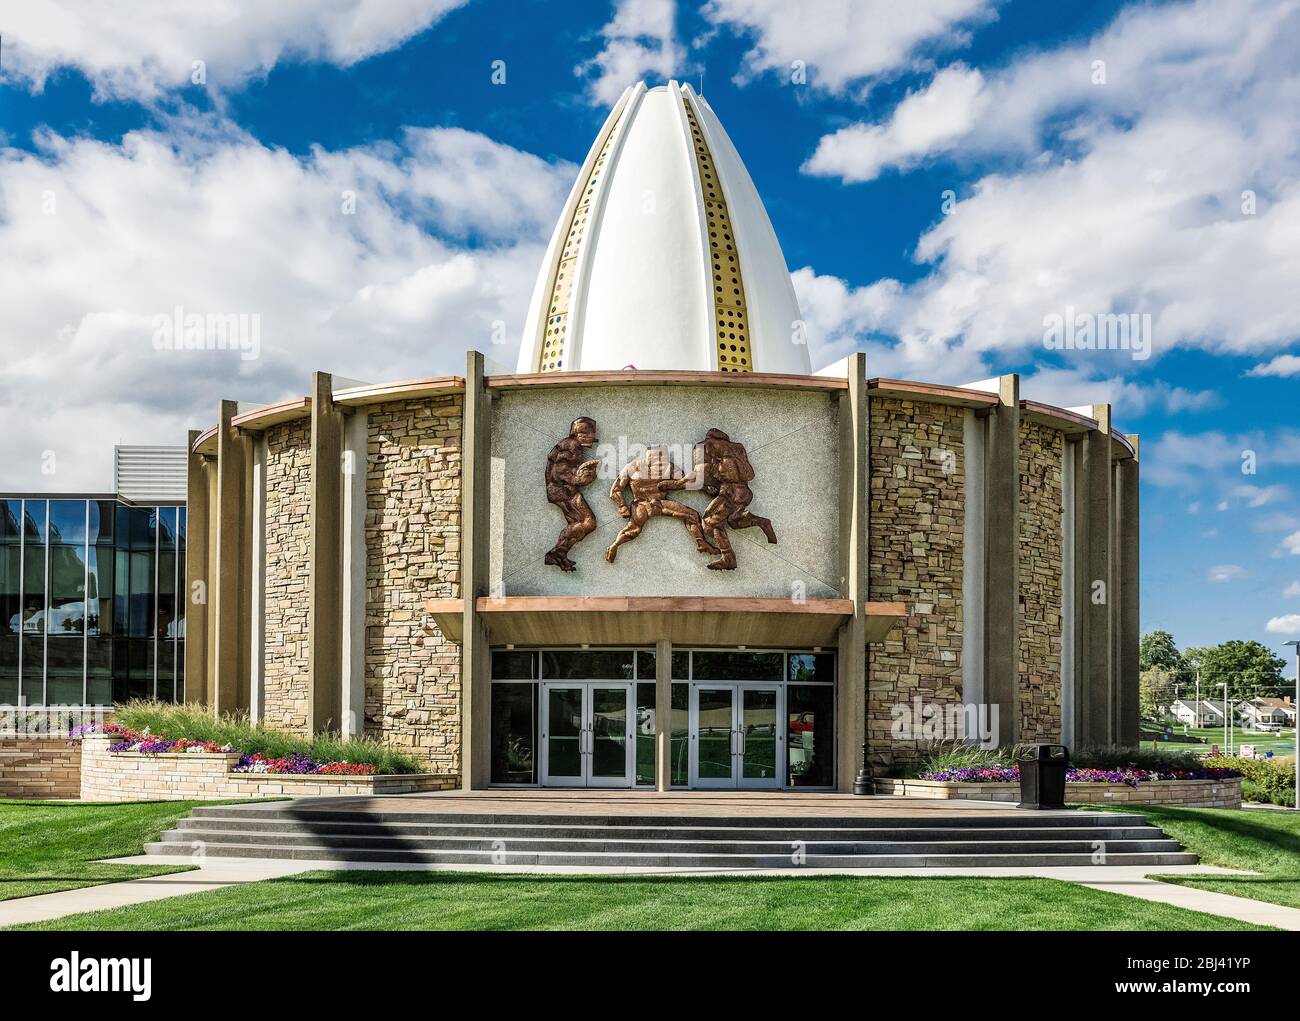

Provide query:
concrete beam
left=307, top=372, right=344, bottom=734
left=1117, top=436, right=1141, bottom=747
left=461, top=351, right=492, bottom=790
left=213, top=400, right=251, bottom=715
left=984, top=375, right=1019, bottom=747
left=183, top=430, right=209, bottom=705
left=655, top=637, right=672, bottom=791
left=836, top=351, right=867, bottom=791
left=1080, top=404, right=1114, bottom=746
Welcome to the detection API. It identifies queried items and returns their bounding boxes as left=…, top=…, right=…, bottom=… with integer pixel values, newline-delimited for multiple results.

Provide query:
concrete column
left=984, top=374, right=1019, bottom=747
left=461, top=351, right=492, bottom=790
left=1060, top=437, right=1078, bottom=746
left=213, top=400, right=251, bottom=716
left=249, top=435, right=267, bottom=725
left=308, top=372, right=344, bottom=734
left=1080, top=404, right=1114, bottom=746
left=836, top=351, right=867, bottom=791
left=655, top=637, right=672, bottom=791
left=183, top=430, right=209, bottom=705
left=205, top=460, right=219, bottom=703
left=340, top=409, right=369, bottom=739
left=1117, top=437, right=1141, bottom=747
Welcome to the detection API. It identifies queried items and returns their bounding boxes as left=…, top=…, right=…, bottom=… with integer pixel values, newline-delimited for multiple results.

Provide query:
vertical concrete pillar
left=205, top=460, right=219, bottom=702
left=249, top=435, right=267, bottom=724
left=308, top=372, right=344, bottom=734
left=1080, top=404, right=1114, bottom=746
left=984, top=375, right=1019, bottom=747
left=655, top=637, right=672, bottom=791
left=1117, top=437, right=1141, bottom=747
left=183, top=430, right=209, bottom=705
left=213, top=400, right=251, bottom=716
left=461, top=351, right=492, bottom=790
left=340, top=409, right=369, bottom=739
left=836, top=351, right=867, bottom=791
left=1060, top=437, right=1078, bottom=746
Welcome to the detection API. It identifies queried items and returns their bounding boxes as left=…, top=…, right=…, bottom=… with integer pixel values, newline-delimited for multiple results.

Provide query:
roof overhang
left=425, top=596, right=904, bottom=647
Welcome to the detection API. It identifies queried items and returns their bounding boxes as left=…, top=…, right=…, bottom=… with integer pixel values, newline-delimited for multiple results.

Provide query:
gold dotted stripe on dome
left=684, top=99, right=751, bottom=373
left=538, top=126, right=616, bottom=372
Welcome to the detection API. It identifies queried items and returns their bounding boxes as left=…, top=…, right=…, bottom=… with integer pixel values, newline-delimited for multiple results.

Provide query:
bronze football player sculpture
left=605, top=445, right=717, bottom=563
left=687, top=428, right=778, bottom=570
left=543, top=417, right=601, bottom=571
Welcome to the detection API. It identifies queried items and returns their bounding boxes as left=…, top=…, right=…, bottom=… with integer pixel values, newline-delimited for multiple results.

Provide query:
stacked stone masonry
left=1017, top=421, right=1064, bottom=742
left=0, top=739, right=81, bottom=799
left=873, top=776, right=1242, bottom=809
left=78, top=735, right=457, bottom=800
left=262, top=418, right=312, bottom=732
left=364, top=396, right=463, bottom=772
left=867, top=398, right=966, bottom=769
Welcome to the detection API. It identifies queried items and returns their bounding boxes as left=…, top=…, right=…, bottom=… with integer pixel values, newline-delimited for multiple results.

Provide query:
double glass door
left=540, top=682, right=634, bottom=787
left=689, top=684, right=783, bottom=789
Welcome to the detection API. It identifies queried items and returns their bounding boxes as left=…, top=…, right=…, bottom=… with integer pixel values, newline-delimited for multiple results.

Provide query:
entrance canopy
left=427, top=596, right=904, bottom=647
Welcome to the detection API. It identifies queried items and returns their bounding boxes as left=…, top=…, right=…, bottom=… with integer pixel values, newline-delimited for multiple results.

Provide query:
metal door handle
left=739, top=729, right=746, bottom=755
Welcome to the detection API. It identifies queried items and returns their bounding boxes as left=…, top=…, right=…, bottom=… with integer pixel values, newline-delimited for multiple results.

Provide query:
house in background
left=1236, top=696, right=1297, bottom=729
left=1171, top=698, right=1226, bottom=727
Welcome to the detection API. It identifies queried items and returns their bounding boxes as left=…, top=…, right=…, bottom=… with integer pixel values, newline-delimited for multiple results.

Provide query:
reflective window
left=48, top=543, right=87, bottom=637
left=541, top=650, right=633, bottom=680
left=690, top=650, right=782, bottom=681
left=48, top=500, right=86, bottom=545
left=0, top=501, right=21, bottom=542
left=787, top=685, right=835, bottom=787
left=635, top=681, right=656, bottom=785
left=23, top=501, right=46, bottom=542
left=490, top=683, right=536, bottom=784
left=491, top=650, right=537, bottom=679
left=788, top=653, right=836, bottom=684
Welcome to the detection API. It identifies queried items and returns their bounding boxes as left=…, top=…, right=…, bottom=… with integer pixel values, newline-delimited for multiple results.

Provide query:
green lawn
left=1142, top=726, right=1296, bottom=759
left=1091, top=803, right=1300, bottom=911
left=8, top=871, right=1264, bottom=931
left=0, top=799, right=201, bottom=902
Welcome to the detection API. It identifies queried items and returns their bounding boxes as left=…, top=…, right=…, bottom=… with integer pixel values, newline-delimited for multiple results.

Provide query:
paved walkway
left=4, top=855, right=1299, bottom=930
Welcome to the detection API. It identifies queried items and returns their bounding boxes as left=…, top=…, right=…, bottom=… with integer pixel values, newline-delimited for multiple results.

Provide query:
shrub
left=1206, top=755, right=1294, bottom=804
left=105, top=701, right=423, bottom=775
left=1070, top=744, right=1204, bottom=771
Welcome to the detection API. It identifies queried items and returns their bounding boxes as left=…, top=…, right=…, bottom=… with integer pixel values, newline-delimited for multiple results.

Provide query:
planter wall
left=0, top=738, right=82, bottom=799
left=79, top=734, right=458, bottom=801
left=873, top=775, right=1242, bottom=809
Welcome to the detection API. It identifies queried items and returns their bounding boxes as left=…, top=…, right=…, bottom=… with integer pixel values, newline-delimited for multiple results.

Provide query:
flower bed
left=875, top=773, right=1242, bottom=808
left=920, top=765, right=1242, bottom=788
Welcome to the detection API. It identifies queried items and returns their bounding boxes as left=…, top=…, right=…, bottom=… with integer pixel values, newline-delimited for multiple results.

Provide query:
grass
left=1142, top=726, right=1297, bottom=759
left=1087, top=803, right=1300, bottom=911
left=8, top=871, right=1264, bottom=931
left=0, top=800, right=202, bottom=902
left=111, top=700, right=423, bottom=774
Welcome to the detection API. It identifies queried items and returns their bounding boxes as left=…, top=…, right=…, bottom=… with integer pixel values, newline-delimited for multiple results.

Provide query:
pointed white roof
left=518, top=81, right=809, bottom=375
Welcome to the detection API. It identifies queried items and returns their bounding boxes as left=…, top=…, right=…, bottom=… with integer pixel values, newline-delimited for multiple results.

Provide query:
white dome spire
left=518, top=81, right=809, bottom=375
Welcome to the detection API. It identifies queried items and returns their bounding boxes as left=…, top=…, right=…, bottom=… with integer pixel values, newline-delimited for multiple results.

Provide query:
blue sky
left=0, top=0, right=1297, bottom=656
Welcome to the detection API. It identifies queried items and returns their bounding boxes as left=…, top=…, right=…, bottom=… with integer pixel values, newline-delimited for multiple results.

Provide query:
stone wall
left=79, top=735, right=456, bottom=800
left=0, top=739, right=81, bottom=799
left=867, top=398, right=966, bottom=769
left=262, top=418, right=312, bottom=733
left=873, top=775, right=1242, bottom=809
left=364, top=396, right=463, bottom=771
left=1018, top=421, right=1064, bottom=742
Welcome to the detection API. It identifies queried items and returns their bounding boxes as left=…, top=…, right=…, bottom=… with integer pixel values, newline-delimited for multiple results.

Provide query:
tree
left=1183, top=640, right=1287, bottom=702
left=1140, top=666, right=1177, bottom=721
left=1139, top=630, right=1191, bottom=685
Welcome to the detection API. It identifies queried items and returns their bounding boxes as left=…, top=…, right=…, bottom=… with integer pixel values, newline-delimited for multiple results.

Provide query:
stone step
left=172, top=817, right=1165, bottom=842
left=159, top=828, right=1184, bottom=856
left=143, top=840, right=1199, bottom=868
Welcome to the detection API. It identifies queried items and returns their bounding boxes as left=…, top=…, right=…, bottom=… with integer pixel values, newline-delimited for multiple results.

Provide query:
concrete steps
left=143, top=804, right=1199, bottom=869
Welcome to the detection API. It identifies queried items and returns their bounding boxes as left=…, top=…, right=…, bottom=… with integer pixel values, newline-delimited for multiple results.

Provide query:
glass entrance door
left=540, top=682, right=633, bottom=787
left=689, top=684, right=783, bottom=789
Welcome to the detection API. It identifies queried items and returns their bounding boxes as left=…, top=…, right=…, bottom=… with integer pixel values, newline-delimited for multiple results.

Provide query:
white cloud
left=0, top=0, right=466, bottom=100
left=799, top=0, right=1300, bottom=371
left=1232, top=484, right=1290, bottom=509
left=703, top=0, right=997, bottom=94
left=1143, top=428, right=1300, bottom=490
left=578, top=0, right=683, bottom=107
left=1207, top=564, right=1247, bottom=583
left=1265, top=614, right=1300, bottom=636
left=1248, top=354, right=1300, bottom=378
left=1282, top=532, right=1300, bottom=556
left=804, top=65, right=987, bottom=182
left=0, top=119, right=573, bottom=490
left=1283, top=581, right=1300, bottom=598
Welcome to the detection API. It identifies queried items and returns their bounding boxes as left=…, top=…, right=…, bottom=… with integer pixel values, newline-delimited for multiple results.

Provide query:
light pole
left=1219, top=682, right=1230, bottom=756
left=1284, top=640, right=1299, bottom=809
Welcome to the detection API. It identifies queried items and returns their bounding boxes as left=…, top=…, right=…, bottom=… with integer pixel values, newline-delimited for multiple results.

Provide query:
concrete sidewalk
left=3, top=855, right=1298, bottom=930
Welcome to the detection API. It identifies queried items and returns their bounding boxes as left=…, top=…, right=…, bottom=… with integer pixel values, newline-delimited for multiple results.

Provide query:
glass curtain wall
left=0, top=497, right=185, bottom=707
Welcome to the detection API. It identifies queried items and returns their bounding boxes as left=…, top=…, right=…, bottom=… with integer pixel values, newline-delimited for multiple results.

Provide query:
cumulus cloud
left=1207, top=565, right=1248, bottom=583
left=1265, top=614, right=1300, bottom=636
left=703, top=0, right=997, bottom=94
left=804, top=65, right=987, bottom=182
left=578, top=0, right=683, bottom=107
left=798, top=0, right=1300, bottom=374
left=1282, top=581, right=1300, bottom=598
left=1247, top=354, right=1300, bottom=378
left=0, top=119, right=574, bottom=490
left=1282, top=533, right=1300, bottom=557
left=0, top=0, right=467, bottom=101
left=1141, top=429, right=1300, bottom=491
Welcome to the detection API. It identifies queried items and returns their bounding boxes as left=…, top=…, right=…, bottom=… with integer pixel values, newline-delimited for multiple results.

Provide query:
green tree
left=1139, top=666, right=1178, bottom=721
left=1183, top=640, right=1287, bottom=702
left=1139, top=630, right=1191, bottom=684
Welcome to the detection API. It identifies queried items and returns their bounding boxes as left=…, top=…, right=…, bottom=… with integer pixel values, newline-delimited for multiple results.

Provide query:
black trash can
left=1017, top=744, right=1069, bottom=809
